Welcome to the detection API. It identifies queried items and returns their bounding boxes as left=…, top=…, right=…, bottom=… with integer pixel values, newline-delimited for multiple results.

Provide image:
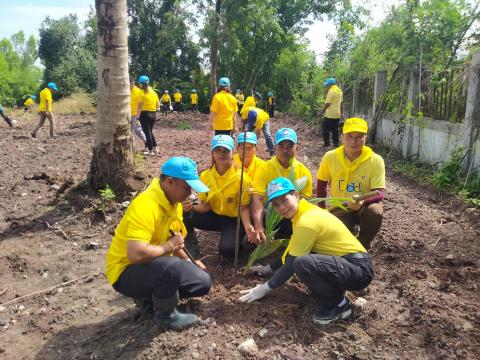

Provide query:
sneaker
left=148, top=151, right=156, bottom=156
left=312, top=298, right=352, bottom=326
left=143, top=150, right=150, bottom=155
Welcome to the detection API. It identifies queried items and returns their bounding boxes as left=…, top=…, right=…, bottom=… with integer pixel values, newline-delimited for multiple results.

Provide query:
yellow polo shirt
left=174, top=92, right=182, bottom=102
left=287, top=199, right=366, bottom=257
left=242, top=106, right=269, bottom=128
left=140, top=87, right=159, bottom=112
left=253, top=157, right=313, bottom=198
left=317, top=146, right=385, bottom=199
left=233, top=153, right=265, bottom=181
left=325, top=85, right=343, bottom=119
left=191, top=93, right=198, bottom=105
left=160, top=94, right=171, bottom=104
left=241, top=96, right=256, bottom=117
left=105, top=178, right=186, bottom=285
left=24, top=98, right=34, bottom=107
left=39, top=88, right=52, bottom=112
left=198, top=165, right=251, bottom=217
left=210, top=90, right=238, bottom=131
left=130, top=86, right=143, bottom=116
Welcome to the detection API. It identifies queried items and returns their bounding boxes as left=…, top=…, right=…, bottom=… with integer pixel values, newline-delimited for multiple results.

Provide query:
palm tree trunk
left=89, top=0, right=133, bottom=192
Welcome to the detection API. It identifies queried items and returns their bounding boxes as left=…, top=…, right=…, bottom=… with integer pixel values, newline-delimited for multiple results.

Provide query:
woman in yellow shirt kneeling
left=183, top=134, right=255, bottom=258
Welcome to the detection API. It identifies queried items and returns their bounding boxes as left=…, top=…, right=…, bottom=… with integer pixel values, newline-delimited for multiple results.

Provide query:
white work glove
left=239, top=282, right=272, bottom=303
left=251, top=264, right=273, bottom=276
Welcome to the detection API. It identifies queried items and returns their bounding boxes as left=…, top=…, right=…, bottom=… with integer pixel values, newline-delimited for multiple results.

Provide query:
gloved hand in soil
left=251, top=264, right=273, bottom=276
left=239, top=282, right=272, bottom=303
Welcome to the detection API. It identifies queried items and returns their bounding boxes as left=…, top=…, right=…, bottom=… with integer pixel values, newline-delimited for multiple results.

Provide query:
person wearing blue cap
left=266, top=91, right=275, bottom=118
left=233, top=132, right=266, bottom=180
left=129, top=78, right=147, bottom=152
left=240, top=92, right=261, bottom=119
left=160, top=90, right=172, bottom=116
left=106, top=156, right=211, bottom=330
left=183, top=135, right=254, bottom=258
left=209, top=77, right=239, bottom=135
left=31, top=82, right=58, bottom=138
left=243, top=106, right=275, bottom=156
left=136, top=75, right=160, bottom=156
left=0, top=104, right=13, bottom=127
left=318, top=77, right=343, bottom=148
left=23, top=95, right=36, bottom=111
left=173, top=89, right=183, bottom=112
left=190, top=89, right=198, bottom=113
left=251, top=128, right=313, bottom=244
left=240, top=177, right=373, bottom=327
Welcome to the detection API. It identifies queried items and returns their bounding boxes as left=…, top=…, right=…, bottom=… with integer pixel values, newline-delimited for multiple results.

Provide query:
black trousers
left=139, top=111, right=157, bottom=150
left=184, top=210, right=245, bottom=258
left=173, top=102, right=183, bottom=112
left=113, top=256, right=212, bottom=300
left=322, top=117, right=340, bottom=146
left=214, top=129, right=232, bottom=136
left=293, top=253, right=374, bottom=309
left=267, top=105, right=275, bottom=118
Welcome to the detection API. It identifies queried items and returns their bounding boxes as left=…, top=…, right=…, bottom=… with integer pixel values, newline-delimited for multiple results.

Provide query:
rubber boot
left=152, top=292, right=198, bottom=330
left=133, top=297, right=154, bottom=317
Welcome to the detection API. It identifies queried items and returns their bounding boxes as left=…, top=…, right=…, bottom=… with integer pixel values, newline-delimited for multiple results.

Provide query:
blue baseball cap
left=218, top=77, right=230, bottom=87
left=161, top=157, right=209, bottom=193
left=192, top=89, right=196, bottom=93
left=267, top=177, right=296, bottom=202
left=31, top=95, right=37, bottom=100
left=138, top=75, right=149, bottom=84
left=238, top=132, right=257, bottom=145
left=247, top=110, right=258, bottom=126
left=47, top=82, right=58, bottom=91
left=267, top=91, right=273, bottom=97
left=211, top=134, right=234, bottom=151
left=323, top=78, right=336, bottom=87
left=275, top=128, right=297, bottom=144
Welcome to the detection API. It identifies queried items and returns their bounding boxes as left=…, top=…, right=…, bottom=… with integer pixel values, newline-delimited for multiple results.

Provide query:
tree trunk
left=209, top=0, right=221, bottom=99
left=89, top=0, right=133, bottom=192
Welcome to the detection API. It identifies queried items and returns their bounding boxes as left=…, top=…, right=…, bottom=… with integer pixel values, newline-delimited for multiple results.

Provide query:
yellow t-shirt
left=325, top=85, right=343, bottom=119
left=253, top=157, right=313, bottom=198
left=130, top=86, right=143, bottom=116
left=241, top=96, right=256, bottom=117
left=268, top=97, right=273, bottom=105
left=242, top=106, right=269, bottom=128
left=160, top=94, right=171, bottom=104
left=191, top=93, right=198, bottom=105
left=236, top=93, right=245, bottom=105
left=198, top=165, right=251, bottom=217
left=39, top=88, right=52, bottom=112
left=233, top=153, right=265, bottom=181
left=105, top=178, right=187, bottom=285
left=174, top=92, right=182, bottom=102
left=24, top=98, right=34, bottom=106
left=210, top=90, right=238, bottom=131
left=140, top=87, right=159, bottom=112
left=287, top=199, right=366, bottom=257
left=316, top=146, right=385, bottom=199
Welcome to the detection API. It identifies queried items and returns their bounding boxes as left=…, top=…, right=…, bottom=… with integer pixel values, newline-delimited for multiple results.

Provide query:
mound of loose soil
left=0, top=111, right=478, bottom=359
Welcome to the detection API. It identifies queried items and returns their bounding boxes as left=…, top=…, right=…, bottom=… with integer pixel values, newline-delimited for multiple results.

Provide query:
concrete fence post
left=407, top=67, right=420, bottom=114
left=372, top=71, right=387, bottom=121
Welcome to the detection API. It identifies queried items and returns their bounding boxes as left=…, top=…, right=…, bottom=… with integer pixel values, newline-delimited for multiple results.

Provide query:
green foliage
left=0, top=32, right=42, bottom=106
left=98, top=185, right=116, bottom=213
left=177, top=121, right=191, bottom=130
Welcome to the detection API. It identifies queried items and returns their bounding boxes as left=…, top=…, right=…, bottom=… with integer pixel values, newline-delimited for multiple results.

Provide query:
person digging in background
left=233, top=131, right=266, bottom=181
left=318, top=77, right=343, bottom=148
left=251, top=128, right=313, bottom=244
left=129, top=78, right=147, bottom=152
left=208, top=77, right=239, bottom=136
left=160, top=90, right=172, bottom=116
left=239, top=177, right=373, bottom=326
left=137, top=75, right=160, bottom=156
left=23, top=95, right=36, bottom=111
left=240, top=92, right=261, bottom=119
left=31, top=82, right=57, bottom=138
left=266, top=91, right=275, bottom=118
left=190, top=89, right=199, bottom=113
left=235, top=89, right=245, bottom=115
left=243, top=106, right=275, bottom=156
left=183, top=135, right=254, bottom=259
left=0, top=104, right=13, bottom=127
left=316, top=117, right=385, bottom=249
left=106, top=156, right=211, bottom=330
left=173, top=89, right=183, bottom=112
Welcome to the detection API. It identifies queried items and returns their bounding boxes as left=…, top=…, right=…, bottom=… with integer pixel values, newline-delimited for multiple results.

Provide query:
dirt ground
left=0, top=110, right=479, bottom=360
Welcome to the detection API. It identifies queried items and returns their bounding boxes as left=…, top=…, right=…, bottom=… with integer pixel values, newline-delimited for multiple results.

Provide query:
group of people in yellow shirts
left=157, top=88, right=199, bottom=115
left=106, top=76, right=386, bottom=330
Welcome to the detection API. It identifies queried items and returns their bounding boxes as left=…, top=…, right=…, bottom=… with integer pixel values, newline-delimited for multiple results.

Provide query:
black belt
left=343, top=252, right=370, bottom=260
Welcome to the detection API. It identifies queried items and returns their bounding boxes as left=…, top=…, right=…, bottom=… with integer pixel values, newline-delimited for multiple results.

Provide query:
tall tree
left=89, top=0, right=133, bottom=191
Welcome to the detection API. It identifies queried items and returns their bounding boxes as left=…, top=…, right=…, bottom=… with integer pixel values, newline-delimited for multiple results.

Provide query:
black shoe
left=133, top=297, right=154, bottom=317
left=313, top=298, right=352, bottom=326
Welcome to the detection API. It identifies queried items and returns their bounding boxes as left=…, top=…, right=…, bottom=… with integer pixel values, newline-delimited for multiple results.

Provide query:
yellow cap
left=343, top=117, right=368, bottom=134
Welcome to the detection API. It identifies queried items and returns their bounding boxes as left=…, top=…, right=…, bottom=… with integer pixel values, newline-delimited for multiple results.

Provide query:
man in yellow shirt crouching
left=106, top=157, right=212, bottom=330
left=316, top=117, right=385, bottom=249
left=239, top=177, right=373, bottom=326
